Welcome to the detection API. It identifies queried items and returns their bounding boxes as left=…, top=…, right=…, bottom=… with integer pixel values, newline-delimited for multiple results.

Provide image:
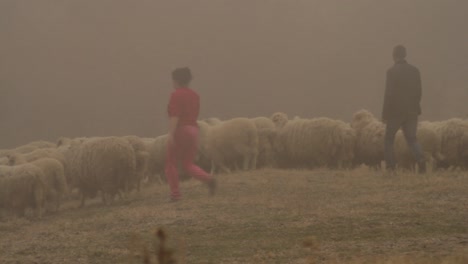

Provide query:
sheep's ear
left=6, top=155, right=15, bottom=165
left=57, top=137, right=65, bottom=147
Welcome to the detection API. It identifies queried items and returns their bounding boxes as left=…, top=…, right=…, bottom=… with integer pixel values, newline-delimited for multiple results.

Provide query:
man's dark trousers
left=384, top=115, right=424, bottom=171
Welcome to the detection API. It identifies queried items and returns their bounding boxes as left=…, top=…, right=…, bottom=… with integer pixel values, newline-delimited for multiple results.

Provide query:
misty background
left=1, top=0, right=467, bottom=149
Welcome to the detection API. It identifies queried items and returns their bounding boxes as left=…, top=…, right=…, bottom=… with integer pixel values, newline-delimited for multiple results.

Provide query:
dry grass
left=0, top=168, right=467, bottom=263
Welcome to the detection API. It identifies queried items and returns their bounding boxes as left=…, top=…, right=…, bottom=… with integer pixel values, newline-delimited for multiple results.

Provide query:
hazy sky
left=1, top=0, right=467, bottom=148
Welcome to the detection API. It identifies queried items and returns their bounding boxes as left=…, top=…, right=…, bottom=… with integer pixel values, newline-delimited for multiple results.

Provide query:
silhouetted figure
left=165, top=67, right=216, bottom=201
left=382, top=45, right=426, bottom=173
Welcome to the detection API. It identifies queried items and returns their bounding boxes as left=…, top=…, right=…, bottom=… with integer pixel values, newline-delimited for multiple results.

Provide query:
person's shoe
left=168, top=196, right=181, bottom=203
left=207, top=178, right=217, bottom=196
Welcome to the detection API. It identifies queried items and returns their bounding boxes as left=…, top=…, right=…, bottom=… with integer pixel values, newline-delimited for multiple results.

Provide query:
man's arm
left=415, top=69, right=422, bottom=104
left=382, top=70, right=392, bottom=123
left=167, top=93, right=181, bottom=142
left=168, top=117, right=179, bottom=142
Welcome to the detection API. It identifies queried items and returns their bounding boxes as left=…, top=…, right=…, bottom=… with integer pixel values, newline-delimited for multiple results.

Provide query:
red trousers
left=165, top=125, right=212, bottom=199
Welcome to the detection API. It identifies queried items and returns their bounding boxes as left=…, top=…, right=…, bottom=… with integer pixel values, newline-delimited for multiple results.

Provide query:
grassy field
left=0, top=168, right=468, bottom=263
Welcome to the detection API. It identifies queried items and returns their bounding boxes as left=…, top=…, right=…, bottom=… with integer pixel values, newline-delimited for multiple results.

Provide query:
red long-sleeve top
left=167, top=87, right=200, bottom=127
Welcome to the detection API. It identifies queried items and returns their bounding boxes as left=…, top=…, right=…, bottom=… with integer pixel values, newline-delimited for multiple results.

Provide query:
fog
left=1, top=0, right=467, bottom=148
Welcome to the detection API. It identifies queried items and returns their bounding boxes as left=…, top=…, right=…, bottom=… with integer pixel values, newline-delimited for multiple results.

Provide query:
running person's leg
left=179, top=126, right=212, bottom=181
left=179, top=126, right=216, bottom=195
left=165, top=135, right=181, bottom=200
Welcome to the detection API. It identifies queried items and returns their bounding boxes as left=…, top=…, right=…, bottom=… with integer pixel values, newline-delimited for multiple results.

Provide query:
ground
left=0, top=168, right=468, bottom=263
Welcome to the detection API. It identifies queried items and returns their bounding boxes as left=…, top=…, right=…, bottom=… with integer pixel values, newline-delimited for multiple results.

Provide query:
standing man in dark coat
left=382, top=45, right=426, bottom=173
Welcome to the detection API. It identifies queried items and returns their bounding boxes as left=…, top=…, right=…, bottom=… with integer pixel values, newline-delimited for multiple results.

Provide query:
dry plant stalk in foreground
left=130, top=228, right=178, bottom=264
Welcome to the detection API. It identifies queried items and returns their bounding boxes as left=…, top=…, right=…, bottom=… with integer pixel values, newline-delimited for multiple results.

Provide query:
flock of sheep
left=1, top=109, right=467, bottom=219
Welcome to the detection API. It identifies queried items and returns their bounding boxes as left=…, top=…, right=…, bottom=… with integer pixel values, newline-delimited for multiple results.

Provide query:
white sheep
left=67, top=137, right=136, bottom=207
left=146, top=135, right=169, bottom=183
left=0, top=140, right=56, bottom=158
left=273, top=117, right=355, bottom=169
left=251, top=117, right=276, bottom=168
left=8, top=154, right=68, bottom=212
left=432, top=118, right=468, bottom=169
left=0, top=163, right=46, bottom=218
left=55, top=137, right=89, bottom=191
left=140, top=137, right=155, bottom=152
left=195, top=121, right=214, bottom=172
left=206, top=117, right=259, bottom=174
left=15, top=148, right=66, bottom=166
left=351, top=109, right=386, bottom=169
left=123, top=136, right=150, bottom=192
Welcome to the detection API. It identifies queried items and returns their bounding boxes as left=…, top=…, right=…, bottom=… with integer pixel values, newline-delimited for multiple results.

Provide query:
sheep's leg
left=220, top=162, right=231, bottom=174
left=215, top=161, right=231, bottom=174
left=56, top=194, right=60, bottom=212
left=109, top=193, right=116, bottom=205
left=242, top=155, right=249, bottom=171
left=49, top=190, right=59, bottom=212
left=210, top=160, right=215, bottom=175
left=79, top=192, right=86, bottom=208
left=210, top=159, right=216, bottom=175
left=244, top=152, right=258, bottom=171
left=250, top=152, right=258, bottom=170
left=137, top=175, right=141, bottom=192
left=34, top=185, right=44, bottom=219
left=211, top=158, right=230, bottom=174
left=36, top=205, right=43, bottom=219
left=16, top=207, right=26, bottom=218
left=158, top=173, right=164, bottom=185
left=425, top=153, right=435, bottom=172
left=123, top=180, right=129, bottom=197
left=146, top=172, right=154, bottom=183
left=234, top=161, right=240, bottom=171
left=118, top=189, right=125, bottom=200
left=101, top=191, right=108, bottom=205
left=336, top=160, right=343, bottom=170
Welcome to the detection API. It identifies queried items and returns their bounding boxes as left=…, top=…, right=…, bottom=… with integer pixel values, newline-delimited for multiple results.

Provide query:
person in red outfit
left=165, top=67, right=216, bottom=201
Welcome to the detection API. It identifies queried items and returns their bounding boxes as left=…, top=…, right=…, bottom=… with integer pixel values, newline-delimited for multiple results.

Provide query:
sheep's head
left=351, top=109, right=376, bottom=130
left=6, top=153, right=21, bottom=166
left=56, top=137, right=71, bottom=147
left=460, top=133, right=468, bottom=168
left=270, top=112, right=288, bottom=129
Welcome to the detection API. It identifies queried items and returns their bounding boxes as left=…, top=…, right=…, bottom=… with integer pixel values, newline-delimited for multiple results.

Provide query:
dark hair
left=393, top=45, right=406, bottom=59
left=172, top=67, right=193, bottom=86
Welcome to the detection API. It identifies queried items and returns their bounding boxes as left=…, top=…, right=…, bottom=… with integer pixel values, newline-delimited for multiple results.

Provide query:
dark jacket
left=382, top=60, right=422, bottom=121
